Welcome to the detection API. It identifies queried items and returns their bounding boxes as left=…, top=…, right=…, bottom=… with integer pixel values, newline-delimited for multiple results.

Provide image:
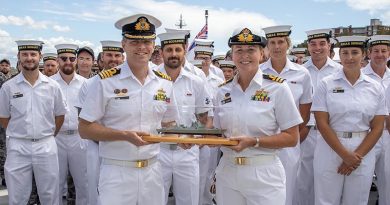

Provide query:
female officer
left=260, top=25, right=313, bottom=205
left=312, top=36, right=387, bottom=205
left=213, top=27, right=303, bottom=205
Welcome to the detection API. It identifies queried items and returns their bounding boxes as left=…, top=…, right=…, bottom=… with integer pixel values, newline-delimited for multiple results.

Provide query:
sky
left=1, top=0, right=389, bottom=65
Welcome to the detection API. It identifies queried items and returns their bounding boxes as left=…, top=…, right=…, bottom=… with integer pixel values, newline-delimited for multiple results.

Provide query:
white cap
left=115, top=14, right=161, bottom=29
left=263, top=25, right=292, bottom=38
left=212, top=53, right=226, bottom=61
left=291, top=48, right=306, bottom=55
left=194, top=39, right=214, bottom=47
left=55, top=44, right=79, bottom=54
left=157, top=32, right=187, bottom=47
left=194, top=46, right=214, bottom=56
left=287, top=55, right=296, bottom=62
left=368, top=35, right=390, bottom=47
left=165, top=28, right=191, bottom=35
left=219, top=60, right=236, bottom=69
left=305, top=28, right=332, bottom=40
left=100, top=40, right=123, bottom=52
left=42, top=53, right=57, bottom=61
left=15, top=40, right=44, bottom=51
left=190, top=60, right=203, bottom=68
left=336, top=36, right=367, bottom=48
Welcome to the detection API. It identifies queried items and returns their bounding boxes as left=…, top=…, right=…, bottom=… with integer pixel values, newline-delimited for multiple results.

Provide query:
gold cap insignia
left=135, top=18, right=151, bottom=31
left=237, top=28, right=254, bottom=43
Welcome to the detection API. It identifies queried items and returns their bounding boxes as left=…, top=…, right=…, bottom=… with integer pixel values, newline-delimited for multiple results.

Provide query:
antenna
left=175, top=14, right=187, bottom=29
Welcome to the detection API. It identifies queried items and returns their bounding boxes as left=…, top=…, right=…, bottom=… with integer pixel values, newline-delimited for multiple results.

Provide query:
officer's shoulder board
left=153, top=70, right=172, bottom=81
left=218, top=77, right=234, bottom=87
left=98, top=67, right=121, bottom=79
left=262, top=74, right=285, bottom=83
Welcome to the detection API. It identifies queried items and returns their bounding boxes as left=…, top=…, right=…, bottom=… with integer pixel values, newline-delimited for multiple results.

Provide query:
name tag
left=12, top=93, right=23, bottom=98
left=114, top=96, right=129, bottom=100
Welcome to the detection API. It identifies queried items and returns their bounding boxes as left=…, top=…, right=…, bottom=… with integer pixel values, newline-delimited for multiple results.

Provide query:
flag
left=188, top=24, right=208, bottom=52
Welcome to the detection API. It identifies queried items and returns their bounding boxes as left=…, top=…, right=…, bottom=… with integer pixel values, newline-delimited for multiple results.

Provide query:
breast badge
left=251, top=89, right=270, bottom=102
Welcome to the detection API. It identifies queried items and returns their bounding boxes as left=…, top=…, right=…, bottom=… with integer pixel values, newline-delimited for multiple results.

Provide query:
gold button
left=235, top=157, right=247, bottom=165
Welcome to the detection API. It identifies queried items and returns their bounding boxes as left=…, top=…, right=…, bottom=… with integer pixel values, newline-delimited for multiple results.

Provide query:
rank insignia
left=153, top=70, right=172, bottom=81
left=12, top=92, right=23, bottom=98
left=221, top=93, right=232, bottom=104
left=114, top=88, right=129, bottom=99
left=251, top=89, right=270, bottom=102
left=154, top=88, right=170, bottom=103
left=98, top=67, right=121, bottom=79
left=332, top=87, right=344, bottom=93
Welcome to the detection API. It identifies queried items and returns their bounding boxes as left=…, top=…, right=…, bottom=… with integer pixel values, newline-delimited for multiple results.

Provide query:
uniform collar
left=362, top=63, right=390, bottom=79
left=52, top=72, right=84, bottom=83
left=16, top=71, right=49, bottom=84
left=263, top=57, right=299, bottom=74
left=234, top=68, right=264, bottom=88
left=207, top=71, right=221, bottom=81
left=119, top=61, right=157, bottom=80
left=334, top=69, right=371, bottom=84
left=305, top=57, right=337, bottom=70
left=158, top=64, right=190, bottom=81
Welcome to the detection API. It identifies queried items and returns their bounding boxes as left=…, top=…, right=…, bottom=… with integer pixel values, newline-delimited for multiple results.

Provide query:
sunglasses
left=59, top=56, right=77, bottom=62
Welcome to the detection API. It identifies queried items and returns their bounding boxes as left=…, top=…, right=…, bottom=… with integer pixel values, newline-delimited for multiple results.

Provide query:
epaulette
left=153, top=70, right=172, bottom=81
left=263, top=74, right=285, bottom=83
left=218, top=77, right=234, bottom=87
left=98, top=67, right=121, bottom=79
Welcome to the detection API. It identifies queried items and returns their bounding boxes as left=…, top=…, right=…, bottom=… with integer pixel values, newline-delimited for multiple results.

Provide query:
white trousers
left=56, top=133, right=88, bottom=205
left=374, top=131, right=390, bottom=205
left=295, top=128, right=318, bottom=205
left=98, top=159, right=164, bottom=205
left=216, top=155, right=286, bottom=205
left=278, top=142, right=300, bottom=205
left=5, top=136, right=59, bottom=205
left=313, top=135, right=376, bottom=205
left=159, top=145, right=199, bottom=205
left=200, top=147, right=220, bottom=205
left=86, top=140, right=100, bottom=205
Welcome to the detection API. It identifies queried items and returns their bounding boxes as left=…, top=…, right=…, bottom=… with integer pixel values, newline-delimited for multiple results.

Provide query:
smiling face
left=231, top=44, right=263, bottom=72
left=339, top=47, right=364, bottom=70
left=102, top=51, right=124, bottom=69
left=308, top=38, right=331, bottom=62
left=161, top=44, right=186, bottom=70
left=122, top=38, right=155, bottom=65
left=368, top=44, right=389, bottom=68
left=18, top=50, right=41, bottom=71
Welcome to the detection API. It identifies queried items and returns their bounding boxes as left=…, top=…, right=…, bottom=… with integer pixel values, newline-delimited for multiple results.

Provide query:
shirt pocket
left=10, top=97, right=27, bottom=115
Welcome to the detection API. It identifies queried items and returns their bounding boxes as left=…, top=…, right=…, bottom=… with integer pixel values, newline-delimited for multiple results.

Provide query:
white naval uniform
left=362, top=63, right=390, bottom=205
left=51, top=73, right=87, bottom=205
left=296, top=57, right=341, bottom=205
left=213, top=69, right=303, bottom=205
left=384, top=85, right=390, bottom=205
left=79, top=61, right=177, bottom=205
left=199, top=71, right=223, bottom=205
left=157, top=65, right=210, bottom=205
left=260, top=58, right=313, bottom=205
left=0, top=72, right=67, bottom=205
left=311, top=69, right=387, bottom=205
left=210, top=64, right=225, bottom=81
left=77, top=75, right=101, bottom=205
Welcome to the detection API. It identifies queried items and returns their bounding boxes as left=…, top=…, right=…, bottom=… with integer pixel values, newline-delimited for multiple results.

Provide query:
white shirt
left=79, top=61, right=177, bottom=161
left=362, top=63, right=390, bottom=90
left=214, top=69, right=303, bottom=156
left=76, top=74, right=100, bottom=109
left=0, top=72, right=67, bottom=139
left=184, top=59, right=207, bottom=80
left=206, top=71, right=224, bottom=106
left=210, top=64, right=225, bottom=80
left=158, top=65, right=211, bottom=126
left=311, top=69, right=387, bottom=132
left=261, top=58, right=313, bottom=107
left=303, top=57, right=341, bottom=126
left=51, top=72, right=86, bottom=131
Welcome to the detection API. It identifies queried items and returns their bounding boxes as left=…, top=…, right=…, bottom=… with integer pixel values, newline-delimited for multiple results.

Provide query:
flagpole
left=205, top=10, right=208, bottom=27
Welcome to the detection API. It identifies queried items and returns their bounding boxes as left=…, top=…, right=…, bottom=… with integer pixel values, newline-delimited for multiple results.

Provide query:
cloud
left=98, top=0, right=277, bottom=51
left=382, top=11, right=390, bottom=24
left=53, top=25, right=71, bottom=32
left=345, top=0, right=390, bottom=13
left=0, top=15, right=71, bottom=32
left=0, top=29, right=10, bottom=37
left=30, top=9, right=111, bottom=22
left=0, top=15, right=49, bottom=29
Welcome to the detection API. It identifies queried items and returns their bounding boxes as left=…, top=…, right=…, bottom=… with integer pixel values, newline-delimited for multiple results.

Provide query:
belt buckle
left=235, top=157, right=247, bottom=165
left=135, top=160, right=148, bottom=168
left=31, top=138, right=39, bottom=142
left=343, top=132, right=352, bottom=138
left=66, top=130, right=75, bottom=135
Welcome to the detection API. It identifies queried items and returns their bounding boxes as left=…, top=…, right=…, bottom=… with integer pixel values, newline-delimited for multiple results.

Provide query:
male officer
left=52, top=43, right=88, bottom=205
left=0, top=40, right=67, bottom=205
left=296, top=29, right=342, bottom=205
left=42, top=53, right=59, bottom=77
left=157, top=32, right=211, bottom=205
left=77, top=40, right=124, bottom=205
left=194, top=39, right=225, bottom=80
left=290, top=48, right=307, bottom=65
left=362, top=35, right=390, bottom=205
left=78, top=14, right=177, bottom=205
